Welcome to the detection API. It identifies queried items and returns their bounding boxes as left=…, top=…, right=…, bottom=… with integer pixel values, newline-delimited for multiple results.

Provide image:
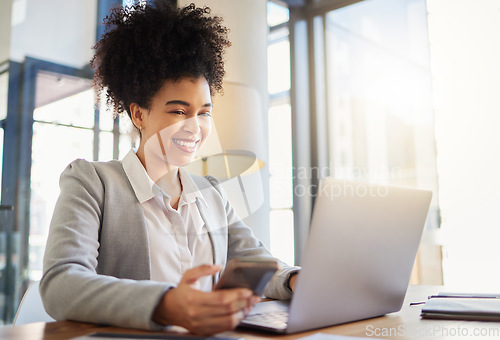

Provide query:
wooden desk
left=2, top=285, right=500, bottom=339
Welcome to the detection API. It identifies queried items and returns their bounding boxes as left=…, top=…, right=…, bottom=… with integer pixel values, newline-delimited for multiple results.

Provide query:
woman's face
left=133, top=76, right=212, bottom=174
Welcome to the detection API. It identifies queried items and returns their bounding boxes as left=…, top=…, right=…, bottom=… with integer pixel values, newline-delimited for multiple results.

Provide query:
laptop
left=240, top=178, right=432, bottom=334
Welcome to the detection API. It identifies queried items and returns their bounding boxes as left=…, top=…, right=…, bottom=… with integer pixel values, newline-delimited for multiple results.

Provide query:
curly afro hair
left=90, top=1, right=230, bottom=121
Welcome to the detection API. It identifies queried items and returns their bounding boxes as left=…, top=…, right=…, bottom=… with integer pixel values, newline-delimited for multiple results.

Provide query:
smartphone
left=214, top=257, right=280, bottom=296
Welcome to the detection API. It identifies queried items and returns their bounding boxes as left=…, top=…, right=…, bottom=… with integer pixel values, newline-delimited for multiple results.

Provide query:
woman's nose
left=183, top=116, right=201, bottom=134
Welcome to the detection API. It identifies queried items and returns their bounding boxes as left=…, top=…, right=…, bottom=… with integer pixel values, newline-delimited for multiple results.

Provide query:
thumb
left=181, top=264, right=221, bottom=286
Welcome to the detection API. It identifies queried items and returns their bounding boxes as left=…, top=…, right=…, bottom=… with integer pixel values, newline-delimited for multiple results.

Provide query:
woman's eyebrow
left=166, top=100, right=190, bottom=106
left=165, top=100, right=212, bottom=108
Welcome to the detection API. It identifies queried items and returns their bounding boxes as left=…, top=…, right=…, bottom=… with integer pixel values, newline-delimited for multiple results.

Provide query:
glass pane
left=267, top=1, right=289, bottom=27
left=33, top=83, right=94, bottom=128
left=98, top=131, right=114, bottom=161
left=270, top=209, right=294, bottom=266
left=0, top=128, right=3, bottom=201
left=326, top=0, right=439, bottom=218
left=426, top=0, right=500, bottom=291
left=30, top=122, right=93, bottom=281
left=123, top=0, right=136, bottom=7
left=268, top=104, right=293, bottom=209
left=8, top=0, right=98, bottom=325
left=325, top=0, right=441, bottom=287
left=99, top=93, right=115, bottom=132
left=119, top=134, right=135, bottom=160
left=270, top=176, right=293, bottom=210
left=0, top=219, right=6, bottom=325
left=119, top=115, right=135, bottom=136
left=0, top=72, right=8, bottom=120
left=119, top=116, right=137, bottom=159
left=267, top=40, right=291, bottom=94
left=0, top=229, right=20, bottom=325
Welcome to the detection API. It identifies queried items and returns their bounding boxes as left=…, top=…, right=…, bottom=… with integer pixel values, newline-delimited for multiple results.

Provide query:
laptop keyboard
left=242, top=311, right=289, bottom=329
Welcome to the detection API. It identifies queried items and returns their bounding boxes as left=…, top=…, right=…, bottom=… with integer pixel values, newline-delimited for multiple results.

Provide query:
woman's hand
left=152, top=264, right=261, bottom=335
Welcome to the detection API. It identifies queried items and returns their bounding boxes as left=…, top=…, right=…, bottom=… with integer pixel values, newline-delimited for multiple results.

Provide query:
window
left=29, top=70, right=135, bottom=281
left=0, top=67, right=7, bottom=202
left=425, top=0, right=500, bottom=290
left=288, top=0, right=442, bottom=283
left=325, top=0, right=441, bottom=284
left=267, top=1, right=294, bottom=265
left=325, top=0, right=438, bottom=190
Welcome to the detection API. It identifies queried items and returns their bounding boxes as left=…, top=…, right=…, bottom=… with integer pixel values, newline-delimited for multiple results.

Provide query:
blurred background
left=1, top=0, right=499, bottom=326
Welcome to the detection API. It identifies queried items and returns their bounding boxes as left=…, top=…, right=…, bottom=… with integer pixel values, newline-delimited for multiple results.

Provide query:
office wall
left=0, top=0, right=12, bottom=63
left=0, top=0, right=12, bottom=121
left=10, top=0, right=97, bottom=68
left=178, top=0, right=271, bottom=246
left=428, top=0, right=500, bottom=290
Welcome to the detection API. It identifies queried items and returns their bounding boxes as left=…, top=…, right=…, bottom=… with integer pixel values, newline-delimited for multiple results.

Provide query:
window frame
left=267, top=0, right=296, bottom=265
left=287, top=0, right=443, bottom=283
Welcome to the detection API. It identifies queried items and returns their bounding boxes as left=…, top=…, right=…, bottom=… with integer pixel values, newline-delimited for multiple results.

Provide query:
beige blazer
left=40, top=159, right=298, bottom=330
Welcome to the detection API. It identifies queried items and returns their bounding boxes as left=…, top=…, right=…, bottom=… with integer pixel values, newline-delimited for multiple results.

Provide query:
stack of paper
left=421, top=293, right=500, bottom=321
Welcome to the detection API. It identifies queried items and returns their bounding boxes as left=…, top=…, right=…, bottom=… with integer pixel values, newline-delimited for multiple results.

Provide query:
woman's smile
left=171, top=137, right=201, bottom=153
left=133, top=76, right=212, bottom=169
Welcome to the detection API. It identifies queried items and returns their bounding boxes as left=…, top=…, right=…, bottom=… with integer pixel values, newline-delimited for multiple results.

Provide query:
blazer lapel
left=195, top=199, right=226, bottom=284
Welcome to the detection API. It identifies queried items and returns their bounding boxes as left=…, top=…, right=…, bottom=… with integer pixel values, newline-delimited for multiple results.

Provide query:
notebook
left=240, top=178, right=432, bottom=334
left=421, top=294, right=500, bottom=321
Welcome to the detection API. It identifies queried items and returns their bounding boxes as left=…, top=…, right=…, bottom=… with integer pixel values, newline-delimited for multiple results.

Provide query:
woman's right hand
left=152, top=264, right=261, bottom=335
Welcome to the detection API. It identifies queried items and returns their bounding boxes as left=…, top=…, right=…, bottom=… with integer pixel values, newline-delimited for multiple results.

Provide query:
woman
left=40, top=0, right=299, bottom=334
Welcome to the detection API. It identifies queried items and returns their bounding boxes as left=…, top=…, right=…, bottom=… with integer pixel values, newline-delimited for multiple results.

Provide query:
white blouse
left=121, top=150, right=214, bottom=291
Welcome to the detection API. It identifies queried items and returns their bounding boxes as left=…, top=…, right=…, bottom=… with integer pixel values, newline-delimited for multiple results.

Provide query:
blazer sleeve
left=40, top=160, right=171, bottom=330
left=204, top=176, right=301, bottom=300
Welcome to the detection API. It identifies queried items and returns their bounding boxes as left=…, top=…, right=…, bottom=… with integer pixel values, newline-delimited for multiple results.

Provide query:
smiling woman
left=131, top=77, right=213, bottom=209
left=39, top=0, right=300, bottom=335
left=132, top=77, right=212, bottom=170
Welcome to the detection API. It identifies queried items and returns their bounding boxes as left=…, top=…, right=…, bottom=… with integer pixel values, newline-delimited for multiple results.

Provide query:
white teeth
left=173, top=139, right=197, bottom=148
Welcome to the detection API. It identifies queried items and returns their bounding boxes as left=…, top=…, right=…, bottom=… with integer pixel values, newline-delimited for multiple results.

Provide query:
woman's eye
left=200, top=112, right=212, bottom=117
left=170, top=110, right=185, bottom=115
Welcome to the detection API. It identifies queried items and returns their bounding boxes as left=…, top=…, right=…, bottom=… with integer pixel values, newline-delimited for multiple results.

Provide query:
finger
left=195, top=297, right=252, bottom=317
left=181, top=264, right=221, bottom=285
left=184, top=289, right=253, bottom=319
left=189, top=310, right=246, bottom=335
left=202, top=288, right=253, bottom=307
left=251, top=295, right=262, bottom=306
left=240, top=296, right=261, bottom=316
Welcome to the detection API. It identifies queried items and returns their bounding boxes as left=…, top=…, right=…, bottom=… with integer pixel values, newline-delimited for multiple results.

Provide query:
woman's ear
left=130, top=103, right=144, bottom=131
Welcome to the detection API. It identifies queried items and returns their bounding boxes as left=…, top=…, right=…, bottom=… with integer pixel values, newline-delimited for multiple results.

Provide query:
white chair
left=13, top=281, right=55, bottom=325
